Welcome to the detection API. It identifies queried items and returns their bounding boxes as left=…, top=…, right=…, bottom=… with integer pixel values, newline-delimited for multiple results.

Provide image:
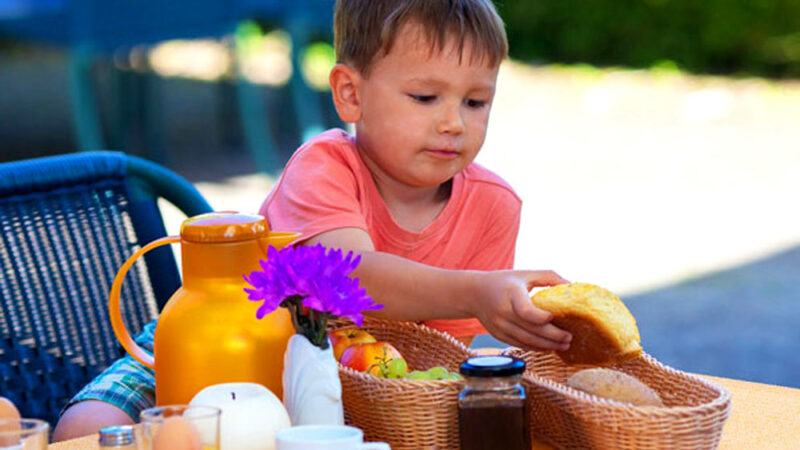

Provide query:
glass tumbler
left=0, top=418, right=49, bottom=449
left=139, top=404, right=221, bottom=450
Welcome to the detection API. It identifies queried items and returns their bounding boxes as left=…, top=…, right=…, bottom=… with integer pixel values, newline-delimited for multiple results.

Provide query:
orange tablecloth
left=49, top=375, right=800, bottom=449
left=706, top=375, right=800, bottom=449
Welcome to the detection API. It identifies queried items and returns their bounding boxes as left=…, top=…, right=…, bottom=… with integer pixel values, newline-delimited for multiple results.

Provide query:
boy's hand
left=471, top=270, right=572, bottom=351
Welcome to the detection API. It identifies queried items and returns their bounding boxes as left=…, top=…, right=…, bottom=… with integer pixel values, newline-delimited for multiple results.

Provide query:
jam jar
left=458, top=355, right=530, bottom=450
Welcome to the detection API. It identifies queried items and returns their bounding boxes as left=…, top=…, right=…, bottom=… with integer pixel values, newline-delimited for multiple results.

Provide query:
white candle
left=189, top=382, right=291, bottom=450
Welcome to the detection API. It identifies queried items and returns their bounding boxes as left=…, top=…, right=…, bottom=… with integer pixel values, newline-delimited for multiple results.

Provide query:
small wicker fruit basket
left=504, top=348, right=732, bottom=450
left=329, top=318, right=472, bottom=450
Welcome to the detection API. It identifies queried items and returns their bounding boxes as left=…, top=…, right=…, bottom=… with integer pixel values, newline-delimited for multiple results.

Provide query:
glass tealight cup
left=139, top=404, right=221, bottom=450
left=0, top=418, right=49, bottom=450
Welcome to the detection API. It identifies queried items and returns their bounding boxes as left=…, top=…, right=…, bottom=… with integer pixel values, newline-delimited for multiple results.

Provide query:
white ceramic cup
left=275, top=425, right=390, bottom=450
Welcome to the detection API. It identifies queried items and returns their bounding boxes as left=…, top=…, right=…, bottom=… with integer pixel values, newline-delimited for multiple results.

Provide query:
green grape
left=408, top=370, right=431, bottom=380
left=386, top=357, right=408, bottom=379
left=370, top=361, right=390, bottom=378
left=449, top=372, right=463, bottom=380
left=427, top=366, right=449, bottom=380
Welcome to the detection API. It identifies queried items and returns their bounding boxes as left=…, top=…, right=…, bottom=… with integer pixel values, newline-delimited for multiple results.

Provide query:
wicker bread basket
left=329, top=318, right=472, bottom=450
left=505, top=348, right=732, bottom=450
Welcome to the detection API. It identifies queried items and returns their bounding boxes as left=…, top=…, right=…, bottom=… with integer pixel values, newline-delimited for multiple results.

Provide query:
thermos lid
left=459, top=355, right=525, bottom=377
left=98, top=425, right=135, bottom=446
left=181, top=212, right=269, bottom=243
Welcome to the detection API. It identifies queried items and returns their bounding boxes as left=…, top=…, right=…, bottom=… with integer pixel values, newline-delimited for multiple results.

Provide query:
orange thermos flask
left=109, top=212, right=299, bottom=404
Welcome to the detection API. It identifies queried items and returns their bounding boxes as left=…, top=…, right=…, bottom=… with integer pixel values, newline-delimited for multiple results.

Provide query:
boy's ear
left=329, top=63, right=362, bottom=123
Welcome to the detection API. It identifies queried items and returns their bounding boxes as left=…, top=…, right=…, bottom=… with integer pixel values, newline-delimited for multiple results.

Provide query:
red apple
left=340, top=341, right=403, bottom=376
left=329, top=328, right=377, bottom=361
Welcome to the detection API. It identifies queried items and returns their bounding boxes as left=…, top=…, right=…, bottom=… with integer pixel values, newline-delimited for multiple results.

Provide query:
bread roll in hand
left=531, top=282, right=641, bottom=365
left=567, top=368, right=664, bottom=407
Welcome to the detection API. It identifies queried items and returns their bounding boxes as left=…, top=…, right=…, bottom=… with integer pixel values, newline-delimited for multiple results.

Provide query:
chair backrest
left=0, top=151, right=212, bottom=426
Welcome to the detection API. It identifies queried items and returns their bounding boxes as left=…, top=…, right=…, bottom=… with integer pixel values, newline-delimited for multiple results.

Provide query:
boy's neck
left=354, top=138, right=455, bottom=232
left=371, top=170, right=453, bottom=232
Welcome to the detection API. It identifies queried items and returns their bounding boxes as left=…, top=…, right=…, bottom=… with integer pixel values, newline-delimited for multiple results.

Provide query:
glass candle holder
left=0, top=418, right=49, bottom=450
left=139, top=404, right=221, bottom=450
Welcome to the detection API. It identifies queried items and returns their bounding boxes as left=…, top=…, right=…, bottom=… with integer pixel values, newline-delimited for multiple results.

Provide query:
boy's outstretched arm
left=305, top=228, right=572, bottom=350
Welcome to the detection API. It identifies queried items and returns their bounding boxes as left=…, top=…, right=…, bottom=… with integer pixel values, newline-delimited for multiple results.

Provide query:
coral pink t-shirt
left=260, top=129, right=521, bottom=338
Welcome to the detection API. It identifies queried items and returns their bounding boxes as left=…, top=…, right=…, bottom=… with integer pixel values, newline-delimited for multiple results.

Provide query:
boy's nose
left=437, top=103, right=465, bottom=135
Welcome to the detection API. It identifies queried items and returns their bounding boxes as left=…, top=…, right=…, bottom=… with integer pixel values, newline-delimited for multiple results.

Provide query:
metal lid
left=180, top=212, right=270, bottom=243
left=98, top=425, right=135, bottom=446
left=459, top=355, right=525, bottom=377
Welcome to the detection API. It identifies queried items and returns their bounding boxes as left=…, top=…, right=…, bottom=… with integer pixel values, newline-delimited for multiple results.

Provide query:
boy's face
left=352, top=22, right=500, bottom=190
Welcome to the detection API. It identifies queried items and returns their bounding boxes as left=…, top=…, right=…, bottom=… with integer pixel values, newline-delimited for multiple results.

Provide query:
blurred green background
left=2, top=0, right=799, bottom=167
left=0, top=0, right=800, bottom=167
left=499, top=0, right=800, bottom=78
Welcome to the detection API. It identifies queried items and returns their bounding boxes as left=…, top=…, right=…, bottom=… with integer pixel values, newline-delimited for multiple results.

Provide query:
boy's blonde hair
left=334, top=0, right=508, bottom=76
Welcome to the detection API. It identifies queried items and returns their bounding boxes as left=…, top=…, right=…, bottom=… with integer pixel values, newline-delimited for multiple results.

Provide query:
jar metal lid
left=459, top=355, right=525, bottom=377
left=98, top=425, right=135, bottom=446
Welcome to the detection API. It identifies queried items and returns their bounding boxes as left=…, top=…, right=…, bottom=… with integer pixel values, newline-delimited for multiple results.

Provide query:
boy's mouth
left=424, top=148, right=460, bottom=159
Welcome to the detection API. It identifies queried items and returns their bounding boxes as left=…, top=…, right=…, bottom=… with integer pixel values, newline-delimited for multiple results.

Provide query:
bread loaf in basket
left=329, top=318, right=472, bottom=450
left=505, top=348, right=732, bottom=450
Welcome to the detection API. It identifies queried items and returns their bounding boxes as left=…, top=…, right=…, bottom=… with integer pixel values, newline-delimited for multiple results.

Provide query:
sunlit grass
left=301, top=42, right=335, bottom=91
left=234, top=25, right=293, bottom=86
left=147, top=39, right=231, bottom=81
left=140, top=26, right=799, bottom=115
left=144, top=22, right=335, bottom=90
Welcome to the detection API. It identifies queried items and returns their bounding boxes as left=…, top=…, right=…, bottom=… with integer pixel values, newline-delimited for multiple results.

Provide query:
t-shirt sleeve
left=261, top=140, right=368, bottom=241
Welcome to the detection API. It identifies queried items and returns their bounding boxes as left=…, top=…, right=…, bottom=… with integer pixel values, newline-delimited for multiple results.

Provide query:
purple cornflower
left=244, top=243, right=382, bottom=348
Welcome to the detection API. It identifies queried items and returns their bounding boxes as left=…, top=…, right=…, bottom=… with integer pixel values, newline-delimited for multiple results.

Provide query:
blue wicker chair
left=0, top=151, right=212, bottom=426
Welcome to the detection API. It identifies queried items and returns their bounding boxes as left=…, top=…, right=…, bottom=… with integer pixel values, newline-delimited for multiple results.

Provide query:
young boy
left=53, top=0, right=571, bottom=441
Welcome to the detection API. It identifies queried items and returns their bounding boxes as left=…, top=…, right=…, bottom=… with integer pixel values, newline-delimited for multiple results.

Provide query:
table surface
left=48, top=374, right=800, bottom=450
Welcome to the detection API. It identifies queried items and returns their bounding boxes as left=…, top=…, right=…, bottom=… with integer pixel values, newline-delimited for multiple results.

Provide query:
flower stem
left=285, top=296, right=329, bottom=350
left=314, top=313, right=330, bottom=350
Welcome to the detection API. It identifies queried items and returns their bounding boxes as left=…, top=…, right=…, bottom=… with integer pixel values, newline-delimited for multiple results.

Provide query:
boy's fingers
left=511, top=293, right=550, bottom=324
left=510, top=294, right=572, bottom=343
left=521, top=270, right=569, bottom=289
left=488, top=323, right=534, bottom=350
left=493, top=319, right=569, bottom=351
left=533, top=322, right=572, bottom=345
left=511, top=289, right=557, bottom=323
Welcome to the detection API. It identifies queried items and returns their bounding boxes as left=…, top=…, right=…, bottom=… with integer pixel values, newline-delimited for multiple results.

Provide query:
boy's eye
left=408, top=94, right=436, bottom=103
left=464, top=98, right=487, bottom=108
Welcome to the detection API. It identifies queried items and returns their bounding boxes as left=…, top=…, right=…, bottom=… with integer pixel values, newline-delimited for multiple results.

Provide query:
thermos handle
left=109, top=236, right=180, bottom=369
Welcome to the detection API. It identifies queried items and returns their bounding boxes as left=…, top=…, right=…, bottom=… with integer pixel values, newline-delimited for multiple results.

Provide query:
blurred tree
left=497, top=0, right=800, bottom=78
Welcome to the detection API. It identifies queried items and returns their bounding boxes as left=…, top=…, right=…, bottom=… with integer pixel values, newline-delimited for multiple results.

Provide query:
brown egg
left=152, top=416, right=203, bottom=450
left=0, top=397, right=22, bottom=447
left=0, top=397, right=20, bottom=421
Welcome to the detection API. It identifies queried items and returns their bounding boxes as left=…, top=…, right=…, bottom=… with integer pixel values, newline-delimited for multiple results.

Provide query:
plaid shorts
left=63, top=319, right=157, bottom=421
